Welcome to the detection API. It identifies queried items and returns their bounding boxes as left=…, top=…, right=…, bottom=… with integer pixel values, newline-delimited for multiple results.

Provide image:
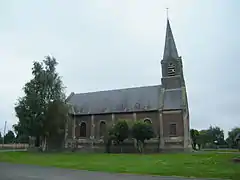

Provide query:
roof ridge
left=75, top=84, right=161, bottom=95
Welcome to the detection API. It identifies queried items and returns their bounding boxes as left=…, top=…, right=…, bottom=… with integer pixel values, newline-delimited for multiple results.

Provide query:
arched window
left=99, top=121, right=106, bottom=137
left=144, top=118, right=152, bottom=124
left=80, top=122, right=87, bottom=137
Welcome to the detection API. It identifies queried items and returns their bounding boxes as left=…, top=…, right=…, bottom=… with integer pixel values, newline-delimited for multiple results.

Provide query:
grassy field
left=203, top=149, right=240, bottom=152
left=0, top=152, right=239, bottom=179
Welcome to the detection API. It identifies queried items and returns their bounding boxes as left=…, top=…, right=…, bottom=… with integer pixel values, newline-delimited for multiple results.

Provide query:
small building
left=65, top=18, right=191, bottom=152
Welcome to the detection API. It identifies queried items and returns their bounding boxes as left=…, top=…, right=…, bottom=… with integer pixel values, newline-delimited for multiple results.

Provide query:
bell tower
left=159, top=18, right=191, bottom=151
left=161, top=19, right=185, bottom=90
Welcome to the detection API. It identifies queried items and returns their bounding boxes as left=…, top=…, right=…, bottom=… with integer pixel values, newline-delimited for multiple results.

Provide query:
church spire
left=163, top=18, right=179, bottom=60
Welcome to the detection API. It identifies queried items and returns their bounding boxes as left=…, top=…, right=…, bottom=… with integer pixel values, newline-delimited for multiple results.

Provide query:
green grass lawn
left=0, top=152, right=239, bottom=179
left=203, top=149, right=240, bottom=152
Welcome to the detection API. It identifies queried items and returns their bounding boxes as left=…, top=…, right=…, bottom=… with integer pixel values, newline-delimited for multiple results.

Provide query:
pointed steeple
left=163, top=19, right=179, bottom=60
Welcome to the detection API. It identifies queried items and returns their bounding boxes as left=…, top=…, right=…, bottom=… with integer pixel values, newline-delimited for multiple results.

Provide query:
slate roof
left=163, top=19, right=179, bottom=60
left=68, top=85, right=161, bottom=115
left=163, top=89, right=182, bottom=110
left=67, top=85, right=183, bottom=115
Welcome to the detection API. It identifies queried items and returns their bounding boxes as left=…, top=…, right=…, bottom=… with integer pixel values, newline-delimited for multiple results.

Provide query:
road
left=0, top=163, right=222, bottom=180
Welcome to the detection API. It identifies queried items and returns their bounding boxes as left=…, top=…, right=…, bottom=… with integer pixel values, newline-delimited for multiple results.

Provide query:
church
left=65, top=19, right=191, bottom=152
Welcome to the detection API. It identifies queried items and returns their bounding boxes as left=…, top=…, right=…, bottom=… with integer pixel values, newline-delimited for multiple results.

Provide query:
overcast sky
left=0, top=0, right=239, bottom=137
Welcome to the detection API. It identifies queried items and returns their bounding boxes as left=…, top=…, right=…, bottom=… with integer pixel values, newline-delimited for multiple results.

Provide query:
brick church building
left=65, top=18, right=191, bottom=152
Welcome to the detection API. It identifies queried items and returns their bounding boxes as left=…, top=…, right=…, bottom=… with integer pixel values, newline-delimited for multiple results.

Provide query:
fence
left=0, top=143, right=29, bottom=149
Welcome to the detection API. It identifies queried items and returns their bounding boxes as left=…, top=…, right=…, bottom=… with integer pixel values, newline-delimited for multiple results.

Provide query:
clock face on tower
left=168, top=62, right=176, bottom=76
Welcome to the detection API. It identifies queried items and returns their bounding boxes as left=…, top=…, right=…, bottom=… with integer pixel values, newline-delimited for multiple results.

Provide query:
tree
left=113, top=120, right=129, bottom=144
left=131, top=121, right=154, bottom=153
left=104, top=120, right=129, bottom=153
left=197, top=130, right=209, bottom=148
left=4, top=130, right=15, bottom=144
left=15, top=134, right=29, bottom=143
left=208, top=126, right=225, bottom=146
left=226, top=127, right=240, bottom=149
left=0, top=132, right=2, bottom=143
left=235, top=133, right=240, bottom=151
left=237, top=140, right=240, bottom=151
left=44, top=100, right=68, bottom=149
left=190, top=129, right=200, bottom=150
left=104, top=125, right=117, bottom=153
left=109, top=120, right=129, bottom=152
left=197, top=126, right=225, bottom=149
left=12, top=123, right=28, bottom=143
left=14, top=56, right=68, bottom=151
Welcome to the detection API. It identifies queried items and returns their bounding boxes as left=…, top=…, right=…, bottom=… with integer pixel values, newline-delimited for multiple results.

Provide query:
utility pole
left=2, top=121, right=7, bottom=145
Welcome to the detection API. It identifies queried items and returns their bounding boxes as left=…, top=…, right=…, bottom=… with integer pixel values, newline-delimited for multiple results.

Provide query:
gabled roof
left=67, top=85, right=162, bottom=115
left=67, top=85, right=184, bottom=115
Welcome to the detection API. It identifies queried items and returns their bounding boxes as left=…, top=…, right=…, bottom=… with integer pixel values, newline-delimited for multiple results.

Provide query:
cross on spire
left=166, top=8, right=169, bottom=19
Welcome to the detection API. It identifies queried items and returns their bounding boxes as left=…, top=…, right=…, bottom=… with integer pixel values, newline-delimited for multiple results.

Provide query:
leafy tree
left=4, top=130, right=15, bottom=144
left=197, top=130, right=209, bottom=148
left=104, top=124, right=117, bottom=153
left=131, top=121, right=154, bottom=153
left=237, top=141, right=240, bottom=151
left=112, top=120, right=129, bottom=152
left=14, top=56, right=68, bottom=151
left=113, top=120, right=129, bottom=144
left=197, top=126, right=225, bottom=149
left=235, top=134, right=240, bottom=151
left=12, top=123, right=28, bottom=143
left=208, top=126, right=225, bottom=146
left=105, top=120, right=129, bottom=153
left=15, top=134, right=29, bottom=143
left=0, top=132, right=2, bottom=143
left=190, top=129, right=200, bottom=150
left=44, top=100, right=68, bottom=149
left=226, top=127, right=240, bottom=149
